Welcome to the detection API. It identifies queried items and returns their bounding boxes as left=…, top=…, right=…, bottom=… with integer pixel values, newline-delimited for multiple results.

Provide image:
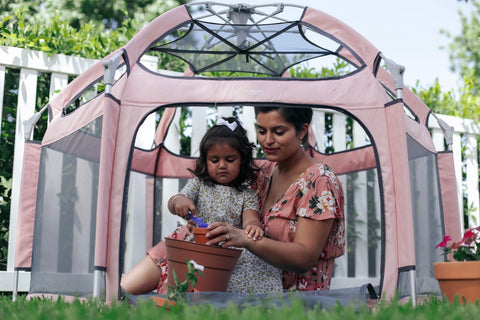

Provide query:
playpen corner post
left=383, top=55, right=419, bottom=305
left=102, top=52, right=123, bottom=94
left=93, top=269, right=106, bottom=300
left=12, top=270, right=19, bottom=302
left=408, top=269, right=417, bottom=307
left=90, top=54, right=122, bottom=301
left=380, top=53, right=405, bottom=99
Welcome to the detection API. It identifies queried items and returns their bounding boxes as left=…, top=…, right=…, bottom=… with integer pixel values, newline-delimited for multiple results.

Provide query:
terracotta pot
left=433, top=261, right=480, bottom=304
left=151, top=296, right=176, bottom=309
left=165, top=238, right=242, bottom=292
left=192, top=227, right=209, bottom=244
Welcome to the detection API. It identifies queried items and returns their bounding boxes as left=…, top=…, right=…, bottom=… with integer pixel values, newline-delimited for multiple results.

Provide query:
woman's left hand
left=206, top=222, right=250, bottom=248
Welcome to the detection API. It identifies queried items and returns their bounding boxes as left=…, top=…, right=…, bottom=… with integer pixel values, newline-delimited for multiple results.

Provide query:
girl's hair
left=191, top=117, right=257, bottom=190
left=254, top=106, right=313, bottom=148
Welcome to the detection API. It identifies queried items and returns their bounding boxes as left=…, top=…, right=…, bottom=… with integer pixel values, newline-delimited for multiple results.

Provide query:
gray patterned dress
left=180, top=177, right=283, bottom=293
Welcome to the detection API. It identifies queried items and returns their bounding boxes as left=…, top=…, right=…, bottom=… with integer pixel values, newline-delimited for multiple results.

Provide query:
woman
left=206, top=106, right=345, bottom=291
left=121, top=106, right=344, bottom=294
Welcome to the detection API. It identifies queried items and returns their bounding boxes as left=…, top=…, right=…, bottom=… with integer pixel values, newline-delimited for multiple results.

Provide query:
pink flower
left=435, top=235, right=451, bottom=249
left=436, top=227, right=480, bottom=261
left=463, top=229, right=475, bottom=240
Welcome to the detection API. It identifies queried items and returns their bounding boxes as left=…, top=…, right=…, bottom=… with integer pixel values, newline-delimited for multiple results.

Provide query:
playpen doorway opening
left=122, top=104, right=382, bottom=289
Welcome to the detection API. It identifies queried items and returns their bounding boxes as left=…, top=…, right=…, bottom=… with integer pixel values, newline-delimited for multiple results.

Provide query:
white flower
left=317, top=164, right=325, bottom=176
left=271, top=203, right=282, bottom=212
left=298, top=208, right=307, bottom=217
left=326, top=170, right=340, bottom=188
left=319, top=190, right=335, bottom=211
left=296, top=178, right=308, bottom=194
left=189, top=260, right=205, bottom=271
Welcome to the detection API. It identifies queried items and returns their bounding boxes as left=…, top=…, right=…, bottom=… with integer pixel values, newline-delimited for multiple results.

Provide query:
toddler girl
left=160, top=117, right=282, bottom=293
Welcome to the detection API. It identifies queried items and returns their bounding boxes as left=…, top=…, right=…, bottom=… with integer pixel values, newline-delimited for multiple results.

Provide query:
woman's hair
left=191, top=117, right=257, bottom=190
left=254, top=106, right=313, bottom=147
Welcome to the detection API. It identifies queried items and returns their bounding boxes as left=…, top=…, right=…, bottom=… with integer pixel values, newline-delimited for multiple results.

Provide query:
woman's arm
left=207, top=217, right=333, bottom=273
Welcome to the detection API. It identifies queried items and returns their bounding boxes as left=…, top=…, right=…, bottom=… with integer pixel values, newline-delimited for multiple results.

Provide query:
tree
left=1, top=1, right=189, bottom=31
left=413, top=0, right=480, bottom=121
left=39, top=0, right=188, bottom=30
left=443, top=0, right=480, bottom=85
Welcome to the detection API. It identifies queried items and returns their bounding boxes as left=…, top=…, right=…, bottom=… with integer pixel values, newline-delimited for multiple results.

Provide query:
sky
left=193, top=0, right=475, bottom=91
left=299, top=0, right=474, bottom=91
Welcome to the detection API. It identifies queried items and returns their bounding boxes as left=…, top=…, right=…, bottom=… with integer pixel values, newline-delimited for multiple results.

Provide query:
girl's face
left=256, top=110, right=307, bottom=163
left=206, top=142, right=241, bottom=185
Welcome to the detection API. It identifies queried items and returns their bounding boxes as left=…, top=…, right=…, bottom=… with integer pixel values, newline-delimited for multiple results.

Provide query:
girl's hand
left=186, top=219, right=196, bottom=233
left=170, top=195, right=196, bottom=220
left=206, top=222, right=251, bottom=248
left=245, top=225, right=264, bottom=240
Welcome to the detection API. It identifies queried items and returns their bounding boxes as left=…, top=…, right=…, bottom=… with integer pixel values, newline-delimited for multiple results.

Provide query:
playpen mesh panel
left=152, top=21, right=339, bottom=76
left=397, top=134, right=443, bottom=297
left=30, top=117, right=101, bottom=296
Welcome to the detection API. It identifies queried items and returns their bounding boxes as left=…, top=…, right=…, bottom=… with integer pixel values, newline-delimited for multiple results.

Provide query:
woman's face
left=256, top=110, right=307, bottom=163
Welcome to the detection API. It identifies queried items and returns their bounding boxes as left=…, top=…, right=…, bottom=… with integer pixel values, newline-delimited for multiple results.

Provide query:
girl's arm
left=242, top=209, right=262, bottom=229
left=242, top=209, right=264, bottom=240
left=168, top=194, right=196, bottom=219
left=207, top=217, right=333, bottom=273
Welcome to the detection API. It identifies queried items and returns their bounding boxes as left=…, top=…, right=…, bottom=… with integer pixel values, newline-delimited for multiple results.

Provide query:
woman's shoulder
left=304, top=162, right=336, bottom=177
left=304, top=162, right=343, bottom=196
left=301, top=162, right=341, bottom=188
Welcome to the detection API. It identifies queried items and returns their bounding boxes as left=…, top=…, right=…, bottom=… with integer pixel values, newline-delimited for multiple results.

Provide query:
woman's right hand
left=206, top=221, right=251, bottom=248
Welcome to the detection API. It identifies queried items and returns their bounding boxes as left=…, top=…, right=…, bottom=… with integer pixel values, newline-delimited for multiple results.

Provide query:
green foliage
left=167, top=260, right=203, bottom=303
left=178, top=108, right=192, bottom=156
left=432, top=0, right=480, bottom=121
left=411, top=77, right=480, bottom=122
left=0, top=177, right=11, bottom=270
left=40, top=0, right=187, bottom=30
left=0, top=6, right=137, bottom=59
left=1, top=294, right=480, bottom=320
left=0, top=67, right=19, bottom=271
left=290, top=59, right=353, bottom=78
left=442, top=0, right=480, bottom=86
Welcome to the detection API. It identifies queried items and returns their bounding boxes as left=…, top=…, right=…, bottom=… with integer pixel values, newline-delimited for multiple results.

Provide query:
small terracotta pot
left=193, top=227, right=209, bottom=244
left=151, top=296, right=176, bottom=309
left=434, top=261, right=480, bottom=304
left=165, top=238, right=242, bottom=292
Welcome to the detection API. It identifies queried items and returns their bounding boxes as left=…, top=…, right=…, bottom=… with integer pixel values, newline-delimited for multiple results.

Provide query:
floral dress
left=255, top=161, right=345, bottom=291
left=147, top=177, right=283, bottom=293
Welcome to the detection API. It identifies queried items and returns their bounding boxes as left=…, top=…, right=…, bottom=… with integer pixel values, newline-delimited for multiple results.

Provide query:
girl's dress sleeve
left=243, top=188, right=259, bottom=212
left=179, top=177, right=200, bottom=202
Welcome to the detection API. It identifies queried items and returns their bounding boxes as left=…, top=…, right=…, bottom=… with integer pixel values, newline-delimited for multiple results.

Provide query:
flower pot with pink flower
left=434, top=226, right=480, bottom=304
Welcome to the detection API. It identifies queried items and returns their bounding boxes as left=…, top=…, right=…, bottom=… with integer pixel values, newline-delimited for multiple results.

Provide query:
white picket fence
left=0, top=45, right=479, bottom=293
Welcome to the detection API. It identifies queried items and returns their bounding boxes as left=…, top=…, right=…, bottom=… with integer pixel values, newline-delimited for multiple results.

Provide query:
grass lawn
left=0, top=293, right=479, bottom=320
